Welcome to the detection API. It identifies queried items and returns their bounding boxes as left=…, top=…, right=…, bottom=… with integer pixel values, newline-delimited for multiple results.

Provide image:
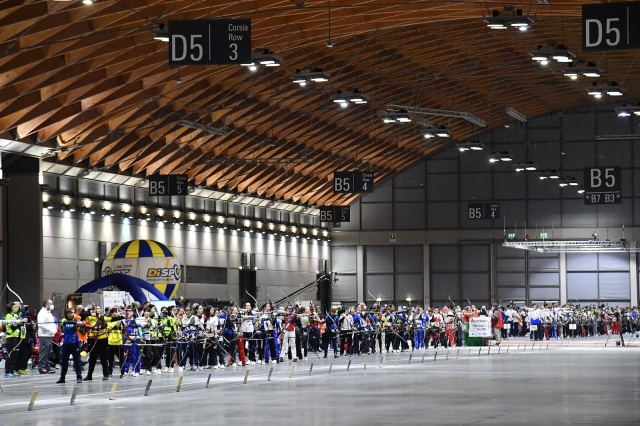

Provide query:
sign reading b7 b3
left=583, top=167, right=621, bottom=204
left=333, top=171, right=374, bottom=194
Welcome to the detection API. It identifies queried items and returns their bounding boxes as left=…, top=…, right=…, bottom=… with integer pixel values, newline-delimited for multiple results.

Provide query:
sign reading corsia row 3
left=468, top=317, right=493, bottom=337
left=169, top=19, right=251, bottom=65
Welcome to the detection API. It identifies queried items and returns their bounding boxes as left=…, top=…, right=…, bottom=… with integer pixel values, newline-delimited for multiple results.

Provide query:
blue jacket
left=62, top=319, right=79, bottom=345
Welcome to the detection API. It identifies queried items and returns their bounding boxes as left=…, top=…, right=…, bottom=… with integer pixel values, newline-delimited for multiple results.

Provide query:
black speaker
left=239, top=269, right=257, bottom=307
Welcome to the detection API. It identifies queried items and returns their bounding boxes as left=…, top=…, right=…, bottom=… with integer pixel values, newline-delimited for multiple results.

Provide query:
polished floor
left=1, top=336, right=639, bottom=425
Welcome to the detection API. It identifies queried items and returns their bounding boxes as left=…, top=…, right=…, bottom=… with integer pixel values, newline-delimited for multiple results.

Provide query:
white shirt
left=37, top=307, right=57, bottom=337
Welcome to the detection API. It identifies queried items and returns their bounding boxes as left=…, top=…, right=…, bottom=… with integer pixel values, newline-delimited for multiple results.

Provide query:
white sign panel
left=468, top=317, right=492, bottom=337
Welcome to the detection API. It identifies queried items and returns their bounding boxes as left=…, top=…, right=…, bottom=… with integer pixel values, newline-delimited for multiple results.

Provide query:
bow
left=6, top=282, right=23, bottom=305
left=5, top=282, right=27, bottom=361
left=245, top=290, right=258, bottom=310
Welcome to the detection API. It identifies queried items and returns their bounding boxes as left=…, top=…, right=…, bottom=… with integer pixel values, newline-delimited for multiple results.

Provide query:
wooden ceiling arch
left=1, top=0, right=639, bottom=206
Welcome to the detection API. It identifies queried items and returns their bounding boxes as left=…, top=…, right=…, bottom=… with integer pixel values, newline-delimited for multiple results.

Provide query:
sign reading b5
left=583, top=2, right=640, bottom=51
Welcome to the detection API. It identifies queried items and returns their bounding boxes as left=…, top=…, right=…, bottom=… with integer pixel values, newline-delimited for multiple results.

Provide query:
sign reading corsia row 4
left=468, top=317, right=493, bottom=337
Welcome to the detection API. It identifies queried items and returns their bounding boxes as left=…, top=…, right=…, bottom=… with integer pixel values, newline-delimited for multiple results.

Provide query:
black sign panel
left=584, top=167, right=622, bottom=205
left=148, top=175, right=188, bottom=196
left=319, top=206, right=350, bottom=222
left=169, top=20, right=251, bottom=65
left=467, top=203, right=500, bottom=220
left=583, top=2, right=640, bottom=51
left=333, top=171, right=374, bottom=194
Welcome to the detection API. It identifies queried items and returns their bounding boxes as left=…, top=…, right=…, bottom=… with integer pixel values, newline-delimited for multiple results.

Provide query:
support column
left=356, top=245, right=364, bottom=304
left=423, top=244, right=430, bottom=309
left=3, top=154, right=43, bottom=310
left=559, top=252, right=567, bottom=305
left=630, top=253, right=637, bottom=306
left=490, top=244, right=497, bottom=306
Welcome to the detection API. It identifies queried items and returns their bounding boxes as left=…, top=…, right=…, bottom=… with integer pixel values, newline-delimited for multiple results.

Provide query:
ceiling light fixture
left=587, top=81, right=623, bottom=98
left=290, top=67, right=330, bottom=86
left=331, top=89, right=368, bottom=106
left=484, top=7, right=533, bottom=31
left=561, top=61, right=602, bottom=79
left=530, top=44, right=575, bottom=65
left=456, top=140, right=485, bottom=152
left=487, top=152, right=513, bottom=163
left=151, top=23, right=169, bottom=42
left=615, top=103, right=640, bottom=117
left=378, top=110, right=412, bottom=124
left=513, top=161, right=537, bottom=172
left=241, top=48, right=282, bottom=70
left=422, top=126, right=451, bottom=139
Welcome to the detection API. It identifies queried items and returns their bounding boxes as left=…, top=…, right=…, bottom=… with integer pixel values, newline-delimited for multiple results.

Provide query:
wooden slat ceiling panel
left=1, top=0, right=638, bottom=206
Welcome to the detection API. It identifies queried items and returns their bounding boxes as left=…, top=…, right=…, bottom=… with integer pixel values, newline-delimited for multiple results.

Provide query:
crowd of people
left=2, top=299, right=639, bottom=382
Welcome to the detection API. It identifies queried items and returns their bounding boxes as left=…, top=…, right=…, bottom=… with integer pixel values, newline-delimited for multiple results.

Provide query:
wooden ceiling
left=1, top=0, right=639, bottom=206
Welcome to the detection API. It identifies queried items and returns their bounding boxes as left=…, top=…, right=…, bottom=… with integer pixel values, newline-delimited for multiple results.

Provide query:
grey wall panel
left=365, top=274, right=395, bottom=300
left=598, top=253, right=629, bottom=271
left=529, top=115, right=562, bottom=129
left=562, top=141, right=596, bottom=169
left=499, top=201, right=527, bottom=226
left=529, top=128, right=562, bottom=143
left=461, top=273, right=490, bottom=301
left=497, top=287, right=526, bottom=300
left=494, top=172, right=525, bottom=200
left=461, top=245, right=489, bottom=272
left=497, top=244, right=525, bottom=257
left=43, top=236, right=77, bottom=260
left=361, top=183, right=392, bottom=203
left=427, top=202, right=459, bottom=229
left=562, top=199, right=598, bottom=227
left=395, top=188, right=425, bottom=202
left=395, top=274, right=423, bottom=300
left=563, top=113, right=596, bottom=141
left=395, top=246, right=423, bottom=273
left=597, top=202, right=632, bottom=228
left=598, top=112, right=629, bottom=135
left=361, top=203, right=393, bottom=230
left=426, top=158, right=458, bottom=174
left=527, top=199, right=561, bottom=229
left=394, top=164, right=425, bottom=188
left=332, top=274, right=357, bottom=301
left=394, top=202, right=426, bottom=230
left=529, top=257, right=559, bottom=270
left=529, top=287, right=560, bottom=300
left=331, top=246, right=357, bottom=273
left=567, top=253, right=598, bottom=271
left=567, top=272, right=598, bottom=299
left=496, top=272, right=525, bottom=286
left=497, top=258, right=526, bottom=270
left=365, top=246, right=393, bottom=273
left=459, top=151, right=491, bottom=173
left=599, top=272, right=630, bottom=299
left=426, top=174, right=458, bottom=201
left=529, top=272, right=560, bottom=286
left=460, top=173, right=492, bottom=200
left=597, top=140, right=632, bottom=168
left=431, top=273, right=459, bottom=300
left=430, top=245, right=459, bottom=272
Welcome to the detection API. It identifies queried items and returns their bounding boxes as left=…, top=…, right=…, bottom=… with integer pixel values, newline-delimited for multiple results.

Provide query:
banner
left=468, top=316, right=492, bottom=337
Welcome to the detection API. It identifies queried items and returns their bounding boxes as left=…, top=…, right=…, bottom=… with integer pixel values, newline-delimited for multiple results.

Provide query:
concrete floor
left=1, top=336, right=640, bottom=425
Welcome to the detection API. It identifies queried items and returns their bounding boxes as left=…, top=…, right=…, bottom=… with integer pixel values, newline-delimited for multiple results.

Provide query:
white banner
left=468, top=317, right=492, bottom=337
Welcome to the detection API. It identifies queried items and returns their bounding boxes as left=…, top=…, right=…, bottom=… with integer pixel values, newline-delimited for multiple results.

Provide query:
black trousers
left=107, top=344, right=124, bottom=377
left=5, top=337, right=20, bottom=374
left=340, top=331, right=353, bottom=355
left=60, top=342, right=82, bottom=381
left=86, top=338, right=109, bottom=378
